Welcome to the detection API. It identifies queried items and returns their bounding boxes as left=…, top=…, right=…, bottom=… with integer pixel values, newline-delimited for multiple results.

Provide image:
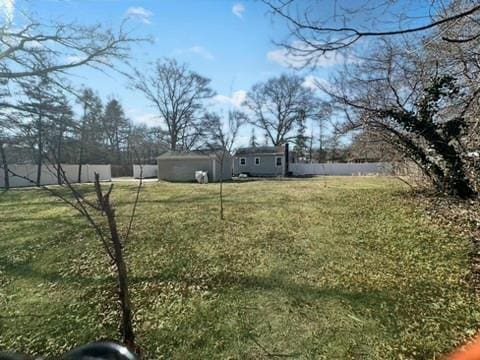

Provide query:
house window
left=240, top=157, right=246, bottom=166
left=276, top=156, right=282, bottom=167
left=255, top=157, right=260, bottom=165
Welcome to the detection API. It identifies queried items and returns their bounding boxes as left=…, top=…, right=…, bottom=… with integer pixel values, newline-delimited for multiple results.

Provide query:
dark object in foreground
left=0, top=342, right=138, bottom=360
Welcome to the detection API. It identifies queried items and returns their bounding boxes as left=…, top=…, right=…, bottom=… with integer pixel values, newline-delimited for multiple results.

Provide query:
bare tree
left=5, top=160, right=142, bottom=351
left=0, top=15, right=147, bottom=350
left=0, top=110, right=14, bottom=189
left=263, top=0, right=480, bottom=62
left=243, top=74, right=315, bottom=146
left=126, top=124, right=169, bottom=164
left=0, top=20, right=136, bottom=82
left=324, top=37, right=478, bottom=198
left=271, top=0, right=480, bottom=196
left=131, top=58, right=215, bottom=151
left=204, top=111, right=245, bottom=220
left=0, top=17, right=141, bottom=183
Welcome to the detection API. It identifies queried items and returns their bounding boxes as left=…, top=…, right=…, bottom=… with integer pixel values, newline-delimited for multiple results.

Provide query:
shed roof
left=157, top=151, right=209, bottom=160
left=234, top=146, right=284, bottom=156
left=157, top=148, right=231, bottom=160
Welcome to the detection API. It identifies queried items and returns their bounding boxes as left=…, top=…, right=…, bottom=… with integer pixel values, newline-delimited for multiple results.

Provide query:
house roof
left=234, top=146, right=284, bottom=156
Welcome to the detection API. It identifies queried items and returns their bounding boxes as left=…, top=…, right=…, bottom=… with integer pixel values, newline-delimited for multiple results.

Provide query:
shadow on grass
left=128, top=270, right=396, bottom=312
left=1, top=216, right=82, bottom=226
left=216, top=272, right=394, bottom=309
left=0, top=260, right=109, bottom=287
left=116, top=193, right=329, bottom=207
left=2, top=255, right=395, bottom=311
left=115, top=194, right=217, bottom=206
left=0, top=200, right=66, bottom=208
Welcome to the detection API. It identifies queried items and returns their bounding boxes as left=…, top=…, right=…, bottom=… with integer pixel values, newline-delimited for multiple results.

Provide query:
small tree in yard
left=0, top=16, right=144, bottom=351
left=6, top=162, right=142, bottom=351
left=204, top=111, right=245, bottom=220
left=0, top=136, right=9, bottom=189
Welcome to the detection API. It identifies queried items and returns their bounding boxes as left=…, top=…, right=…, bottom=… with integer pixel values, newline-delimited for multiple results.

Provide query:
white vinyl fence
left=133, top=164, right=158, bottom=179
left=0, top=164, right=111, bottom=188
left=290, top=162, right=393, bottom=176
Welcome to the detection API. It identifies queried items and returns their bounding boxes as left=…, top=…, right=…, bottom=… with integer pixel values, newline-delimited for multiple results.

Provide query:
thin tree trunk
left=219, top=154, right=225, bottom=220
left=308, top=132, right=313, bottom=163
left=319, top=125, right=322, bottom=156
left=115, top=128, right=121, bottom=164
left=170, top=134, right=177, bottom=152
left=36, top=116, right=43, bottom=187
left=57, top=129, right=64, bottom=185
left=94, top=175, right=136, bottom=350
left=78, top=132, right=84, bottom=183
left=78, top=104, right=87, bottom=183
left=0, top=141, right=9, bottom=190
left=220, top=175, right=224, bottom=220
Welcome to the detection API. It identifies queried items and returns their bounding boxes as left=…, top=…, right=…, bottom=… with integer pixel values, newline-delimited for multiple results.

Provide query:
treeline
left=1, top=82, right=167, bottom=169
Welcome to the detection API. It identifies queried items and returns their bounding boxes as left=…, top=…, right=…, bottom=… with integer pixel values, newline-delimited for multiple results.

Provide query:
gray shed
left=157, top=150, right=232, bottom=182
left=233, top=146, right=286, bottom=177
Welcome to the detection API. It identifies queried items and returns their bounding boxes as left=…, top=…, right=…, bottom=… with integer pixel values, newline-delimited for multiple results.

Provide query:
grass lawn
left=0, top=177, right=478, bottom=359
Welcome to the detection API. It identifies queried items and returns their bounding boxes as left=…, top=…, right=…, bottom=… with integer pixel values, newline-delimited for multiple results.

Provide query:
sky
left=0, top=0, right=433, bottom=146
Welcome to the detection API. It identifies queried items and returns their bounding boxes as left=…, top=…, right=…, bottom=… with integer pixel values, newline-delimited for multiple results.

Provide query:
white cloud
left=0, top=0, right=14, bottom=24
left=26, top=40, right=44, bottom=49
left=126, top=108, right=159, bottom=127
left=125, top=6, right=153, bottom=24
left=267, top=42, right=357, bottom=68
left=302, top=75, right=329, bottom=90
left=189, top=46, right=214, bottom=60
left=232, top=3, right=245, bottom=19
left=213, top=90, right=247, bottom=108
left=175, top=45, right=214, bottom=60
left=302, top=75, right=318, bottom=90
left=65, top=55, right=83, bottom=64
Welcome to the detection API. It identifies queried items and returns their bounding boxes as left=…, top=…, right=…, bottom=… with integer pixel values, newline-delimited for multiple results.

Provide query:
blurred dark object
left=62, top=342, right=137, bottom=360
left=0, top=342, right=137, bottom=360
left=0, top=353, right=30, bottom=360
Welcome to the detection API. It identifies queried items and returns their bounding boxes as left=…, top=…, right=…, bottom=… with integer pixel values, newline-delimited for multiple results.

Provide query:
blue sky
left=6, top=0, right=322, bottom=145
left=5, top=0, right=395, bottom=145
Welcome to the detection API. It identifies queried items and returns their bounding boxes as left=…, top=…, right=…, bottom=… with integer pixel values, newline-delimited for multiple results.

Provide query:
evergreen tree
left=294, top=118, right=308, bottom=160
left=102, top=98, right=130, bottom=164
left=76, top=88, right=103, bottom=181
left=17, top=76, right=69, bottom=185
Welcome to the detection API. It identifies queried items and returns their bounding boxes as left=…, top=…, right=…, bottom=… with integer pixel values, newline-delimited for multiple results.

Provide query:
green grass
left=0, top=177, right=478, bottom=359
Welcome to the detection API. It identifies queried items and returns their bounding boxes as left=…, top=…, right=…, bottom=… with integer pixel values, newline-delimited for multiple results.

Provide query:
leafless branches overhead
left=0, top=20, right=140, bottom=82
left=264, top=0, right=480, bottom=64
